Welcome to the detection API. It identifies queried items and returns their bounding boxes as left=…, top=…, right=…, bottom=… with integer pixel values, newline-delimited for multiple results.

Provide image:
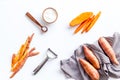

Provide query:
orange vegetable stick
left=11, top=34, right=33, bottom=67
left=10, top=51, right=39, bottom=78
left=28, top=47, right=39, bottom=57
left=81, top=16, right=95, bottom=34
left=98, top=37, right=119, bottom=65
left=16, top=37, right=30, bottom=62
left=79, top=58, right=100, bottom=80
left=74, top=18, right=90, bottom=34
left=83, top=45, right=100, bottom=69
left=10, top=51, right=29, bottom=78
left=70, top=12, right=93, bottom=27
left=29, top=52, right=39, bottom=57
left=10, top=33, right=39, bottom=78
left=17, top=44, right=25, bottom=60
left=28, top=47, right=35, bottom=54
left=86, top=11, right=101, bottom=32
left=11, top=54, right=19, bottom=67
left=21, top=33, right=34, bottom=55
left=11, top=48, right=29, bottom=72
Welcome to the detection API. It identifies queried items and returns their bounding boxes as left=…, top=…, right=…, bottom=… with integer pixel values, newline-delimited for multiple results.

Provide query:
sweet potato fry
left=28, top=52, right=39, bottom=57
left=20, top=33, right=34, bottom=56
left=11, top=49, right=29, bottom=72
left=98, top=37, right=119, bottom=65
left=28, top=47, right=39, bottom=57
left=11, top=54, right=19, bottom=67
left=70, top=12, right=93, bottom=27
left=83, top=45, right=100, bottom=69
left=86, top=11, right=101, bottom=32
left=17, top=44, right=25, bottom=60
left=11, top=34, right=34, bottom=67
left=79, top=58, right=100, bottom=80
left=10, top=51, right=28, bottom=78
left=10, top=33, right=39, bottom=78
left=19, top=33, right=34, bottom=58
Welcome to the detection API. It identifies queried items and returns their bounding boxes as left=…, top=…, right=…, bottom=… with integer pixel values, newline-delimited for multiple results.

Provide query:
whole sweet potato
left=79, top=58, right=100, bottom=80
left=98, top=37, right=119, bottom=65
left=83, top=45, right=100, bottom=69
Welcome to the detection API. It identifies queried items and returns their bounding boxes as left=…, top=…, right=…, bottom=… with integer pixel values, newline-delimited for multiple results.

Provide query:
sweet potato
left=11, top=48, right=29, bottom=72
left=74, top=18, right=90, bottom=34
left=10, top=33, right=39, bottom=78
left=10, top=51, right=29, bottom=78
left=11, top=54, right=19, bottom=67
left=98, top=37, right=119, bottom=65
left=81, top=15, right=95, bottom=34
left=86, top=11, right=101, bottom=32
left=83, top=45, right=100, bottom=69
left=79, top=58, right=100, bottom=80
left=70, top=12, right=93, bottom=27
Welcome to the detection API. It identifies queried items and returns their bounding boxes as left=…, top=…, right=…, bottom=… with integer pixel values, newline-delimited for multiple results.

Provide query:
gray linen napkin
left=60, top=32, right=120, bottom=80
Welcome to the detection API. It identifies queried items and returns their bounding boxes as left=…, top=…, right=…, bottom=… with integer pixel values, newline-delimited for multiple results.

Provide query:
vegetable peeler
left=33, top=48, right=58, bottom=75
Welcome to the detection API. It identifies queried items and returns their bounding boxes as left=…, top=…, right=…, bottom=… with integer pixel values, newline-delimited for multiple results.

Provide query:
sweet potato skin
left=79, top=58, right=100, bottom=80
left=98, top=37, right=119, bottom=65
left=83, top=45, right=100, bottom=69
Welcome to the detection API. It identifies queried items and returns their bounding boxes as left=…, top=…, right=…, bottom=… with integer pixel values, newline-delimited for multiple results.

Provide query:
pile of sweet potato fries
left=10, top=33, right=39, bottom=78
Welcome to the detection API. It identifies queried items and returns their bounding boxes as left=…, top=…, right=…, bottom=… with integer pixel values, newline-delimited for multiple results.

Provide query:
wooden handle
left=26, top=12, right=42, bottom=27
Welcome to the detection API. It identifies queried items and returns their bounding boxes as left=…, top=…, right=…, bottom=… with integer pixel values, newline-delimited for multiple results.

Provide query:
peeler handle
left=33, top=56, right=48, bottom=75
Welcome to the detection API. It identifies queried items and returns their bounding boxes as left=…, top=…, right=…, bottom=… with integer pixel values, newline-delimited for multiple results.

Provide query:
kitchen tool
left=42, top=7, right=58, bottom=24
left=33, top=48, right=58, bottom=75
left=26, top=12, right=48, bottom=32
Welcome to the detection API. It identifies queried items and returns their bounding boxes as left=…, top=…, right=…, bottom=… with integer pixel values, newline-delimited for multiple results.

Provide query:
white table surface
left=0, top=0, right=120, bottom=80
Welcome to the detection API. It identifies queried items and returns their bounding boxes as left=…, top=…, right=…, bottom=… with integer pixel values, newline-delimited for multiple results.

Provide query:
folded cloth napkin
left=60, top=32, right=120, bottom=80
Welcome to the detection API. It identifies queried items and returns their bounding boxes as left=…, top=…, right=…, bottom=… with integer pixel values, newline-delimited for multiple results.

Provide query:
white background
left=0, top=0, right=120, bottom=80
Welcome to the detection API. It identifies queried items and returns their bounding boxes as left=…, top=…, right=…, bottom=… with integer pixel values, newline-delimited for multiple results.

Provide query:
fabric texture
left=60, top=32, right=120, bottom=80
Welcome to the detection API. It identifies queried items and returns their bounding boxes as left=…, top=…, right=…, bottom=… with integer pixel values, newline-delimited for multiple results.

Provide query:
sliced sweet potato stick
left=19, top=44, right=27, bottom=57
left=11, top=54, right=19, bottom=67
left=70, top=12, right=93, bottom=27
left=18, top=33, right=34, bottom=59
left=19, top=37, right=30, bottom=58
left=10, top=50, right=39, bottom=78
left=86, top=11, right=101, bottom=32
left=11, top=50, right=28, bottom=72
left=29, top=52, right=39, bottom=57
left=28, top=47, right=39, bottom=57
left=11, top=34, right=33, bottom=67
left=74, top=18, right=90, bottom=34
left=28, top=47, right=35, bottom=54
left=10, top=51, right=29, bottom=78
left=10, top=33, right=39, bottom=78
left=81, top=15, right=95, bottom=34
